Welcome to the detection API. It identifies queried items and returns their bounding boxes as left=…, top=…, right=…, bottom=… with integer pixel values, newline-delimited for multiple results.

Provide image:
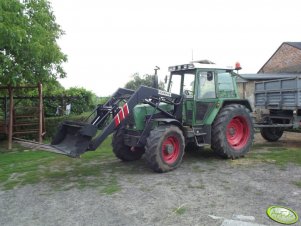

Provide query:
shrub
left=44, top=113, right=90, bottom=140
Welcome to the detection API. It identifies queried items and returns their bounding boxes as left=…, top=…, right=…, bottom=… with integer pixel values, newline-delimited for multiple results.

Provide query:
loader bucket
left=51, top=121, right=98, bottom=157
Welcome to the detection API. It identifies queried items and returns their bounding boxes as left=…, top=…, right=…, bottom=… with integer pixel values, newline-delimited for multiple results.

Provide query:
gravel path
left=1, top=132, right=301, bottom=226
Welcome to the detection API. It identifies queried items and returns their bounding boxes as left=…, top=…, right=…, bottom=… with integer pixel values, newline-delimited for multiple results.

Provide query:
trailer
left=254, top=76, right=301, bottom=141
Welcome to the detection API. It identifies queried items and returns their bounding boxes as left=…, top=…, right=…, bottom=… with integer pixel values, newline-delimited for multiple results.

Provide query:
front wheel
left=211, top=104, right=254, bottom=158
left=145, top=125, right=185, bottom=173
left=112, top=127, right=144, bottom=161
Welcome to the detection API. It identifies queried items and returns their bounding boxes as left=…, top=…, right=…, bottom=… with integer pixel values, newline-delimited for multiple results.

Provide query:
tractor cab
left=167, top=60, right=240, bottom=126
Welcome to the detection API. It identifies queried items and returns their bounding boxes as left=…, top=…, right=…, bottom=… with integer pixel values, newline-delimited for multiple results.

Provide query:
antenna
left=191, top=49, right=194, bottom=61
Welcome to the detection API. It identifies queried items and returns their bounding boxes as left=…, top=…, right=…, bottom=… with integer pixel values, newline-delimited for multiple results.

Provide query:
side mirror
left=164, top=75, right=168, bottom=84
left=207, top=72, right=213, bottom=81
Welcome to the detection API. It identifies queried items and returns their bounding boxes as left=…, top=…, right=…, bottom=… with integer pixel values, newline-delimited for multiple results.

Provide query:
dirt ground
left=1, top=132, right=301, bottom=226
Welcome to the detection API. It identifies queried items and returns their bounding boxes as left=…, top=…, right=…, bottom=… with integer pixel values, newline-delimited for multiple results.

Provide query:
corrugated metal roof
left=237, top=73, right=301, bottom=83
left=286, top=42, right=301, bottom=50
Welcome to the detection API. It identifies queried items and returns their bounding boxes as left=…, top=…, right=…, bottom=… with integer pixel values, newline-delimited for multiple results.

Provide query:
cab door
left=194, top=70, right=218, bottom=126
left=168, top=71, right=196, bottom=126
left=182, top=73, right=196, bottom=126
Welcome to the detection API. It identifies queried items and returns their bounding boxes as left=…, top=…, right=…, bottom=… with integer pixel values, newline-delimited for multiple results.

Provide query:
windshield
left=169, top=74, right=182, bottom=95
left=168, top=71, right=196, bottom=95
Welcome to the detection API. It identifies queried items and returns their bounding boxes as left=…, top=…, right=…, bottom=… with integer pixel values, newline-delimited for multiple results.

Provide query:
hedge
left=44, top=113, right=90, bottom=140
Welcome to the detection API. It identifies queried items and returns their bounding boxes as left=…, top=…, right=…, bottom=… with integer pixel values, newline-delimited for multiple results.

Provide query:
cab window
left=217, top=72, right=235, bottom=97
left=197, top=71, right=216, bottom=99
left=183, top=73, right=195, bottom=97
left=169, top=74, right=182, bottom=95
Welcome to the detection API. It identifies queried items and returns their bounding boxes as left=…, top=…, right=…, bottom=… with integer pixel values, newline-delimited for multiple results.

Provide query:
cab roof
left=168, top=60, right=234, bottom=72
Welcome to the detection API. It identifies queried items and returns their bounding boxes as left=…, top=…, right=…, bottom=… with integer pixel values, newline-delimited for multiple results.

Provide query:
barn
left=237, top=42, right=301, bottom=110
left=258, top=42, right=301, bottom=73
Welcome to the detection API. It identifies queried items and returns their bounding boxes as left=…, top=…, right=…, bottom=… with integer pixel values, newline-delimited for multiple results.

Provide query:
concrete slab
left=220, top=219, right=266, bottom=226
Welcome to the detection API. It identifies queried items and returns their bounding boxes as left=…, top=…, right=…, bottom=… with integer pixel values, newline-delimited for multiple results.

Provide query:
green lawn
left=250, top=143, right=301, bottom=166
left=249, top=143, right=301, bottom=189
left=1, top=138, right=301, bottom=191
left=0, top=136, right=128, bottom=193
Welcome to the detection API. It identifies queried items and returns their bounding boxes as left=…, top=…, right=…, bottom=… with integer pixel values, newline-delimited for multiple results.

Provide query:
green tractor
left=51, top=60, right=254, bottom=173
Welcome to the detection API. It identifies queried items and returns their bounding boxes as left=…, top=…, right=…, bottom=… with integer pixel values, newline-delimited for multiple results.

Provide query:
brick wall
left=259, top=43, right=301, bottom=73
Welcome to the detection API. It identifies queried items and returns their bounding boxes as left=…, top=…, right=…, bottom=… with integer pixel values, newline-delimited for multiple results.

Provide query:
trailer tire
left=112, top=127, right=144, bottom=161
left=145, top=125, right=185, bottom=173
left=211, top=104, right=254, bottom=159
left=260, top=127, right=283, bottom=142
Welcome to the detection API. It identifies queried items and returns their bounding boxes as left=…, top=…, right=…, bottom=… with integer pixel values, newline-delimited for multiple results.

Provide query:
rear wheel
left=145, top=125, right=185, bottom=173
left=260, top=127, right=283, bottom=142
left=211, top=104, right=254, bottom=158
left=112, top=127, right=144, bottom=161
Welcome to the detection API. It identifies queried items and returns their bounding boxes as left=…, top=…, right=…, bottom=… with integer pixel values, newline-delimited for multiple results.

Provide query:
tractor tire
left=260, top=127, right=283, bottom=142
left=145, top=125, right=185, bottom=173
left=211, top=104, right=254, bottom=159
left=112, top=127, right=144, bottom=161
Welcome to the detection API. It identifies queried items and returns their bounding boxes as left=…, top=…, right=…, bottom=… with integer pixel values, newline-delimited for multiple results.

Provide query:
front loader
left=51, top=60, right=254, bottom=173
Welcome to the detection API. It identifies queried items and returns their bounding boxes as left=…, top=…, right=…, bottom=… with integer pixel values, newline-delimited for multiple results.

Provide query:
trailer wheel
left=211, top=104, right=254, bottom=158
left=112, top=127, right=144, bottom=161
left=260, top=127, right=283, bottom=142
left=145, top=125, right=185, bottom=173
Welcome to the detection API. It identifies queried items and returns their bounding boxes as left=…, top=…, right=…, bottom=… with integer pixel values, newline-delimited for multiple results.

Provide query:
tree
left=63, top=87, right=97, bottom=115
left=0, top=0, right=67, bottom=86
left=42, top=87, right=98, bottom=116
left=125, top=73, right=165, bottom=90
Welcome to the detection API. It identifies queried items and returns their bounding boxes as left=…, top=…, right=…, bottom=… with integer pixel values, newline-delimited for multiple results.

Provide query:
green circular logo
left=267, top=206, right=299, bottom=225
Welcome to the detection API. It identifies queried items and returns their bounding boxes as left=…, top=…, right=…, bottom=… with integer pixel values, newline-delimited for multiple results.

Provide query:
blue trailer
left=254, top=76, right=301, bottom=141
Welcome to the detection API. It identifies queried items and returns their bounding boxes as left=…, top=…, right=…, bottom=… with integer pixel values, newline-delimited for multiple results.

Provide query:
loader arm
left=51, top=86, right=182, bottom=157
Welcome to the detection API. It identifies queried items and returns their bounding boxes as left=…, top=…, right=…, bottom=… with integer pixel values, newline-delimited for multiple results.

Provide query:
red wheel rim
left=162, top=136, right=180, bottom=164
left=226, top=116, right=250, bottom=150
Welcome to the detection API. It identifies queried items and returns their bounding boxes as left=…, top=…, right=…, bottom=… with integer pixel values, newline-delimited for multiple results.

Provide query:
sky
left=49, top=0, right=301, bottom=97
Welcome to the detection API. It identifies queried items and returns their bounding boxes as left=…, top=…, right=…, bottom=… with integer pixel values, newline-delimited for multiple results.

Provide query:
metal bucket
left=51, top=121, right=98, bottom=157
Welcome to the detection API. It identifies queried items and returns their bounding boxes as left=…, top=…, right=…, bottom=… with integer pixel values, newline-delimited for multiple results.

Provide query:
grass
left=2, top=133, right=301, bottom=192
left=191, top=165, right=206, bottom=173
left=249, top=146, right=301, bottom=166
left=101, top=176, right=121, bottom=194
left=172, top=204, right=187, bottom=215
left=187, top=184, right=205, bottom=189
left=0, top=136, right=125, bottom=193
left=292, top=181, right=301, bottom=188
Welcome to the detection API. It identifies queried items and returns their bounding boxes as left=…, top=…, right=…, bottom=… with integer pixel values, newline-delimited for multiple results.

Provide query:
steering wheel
left=184, top=90, right=193, bottom=96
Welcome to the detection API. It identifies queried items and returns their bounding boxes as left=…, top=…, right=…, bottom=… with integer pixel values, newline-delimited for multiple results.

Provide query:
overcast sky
left=49, top=0, right=301, bottom=96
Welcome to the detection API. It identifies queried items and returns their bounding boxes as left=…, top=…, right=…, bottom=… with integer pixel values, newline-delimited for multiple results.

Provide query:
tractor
left=51, top=60, right=254, bottom=172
